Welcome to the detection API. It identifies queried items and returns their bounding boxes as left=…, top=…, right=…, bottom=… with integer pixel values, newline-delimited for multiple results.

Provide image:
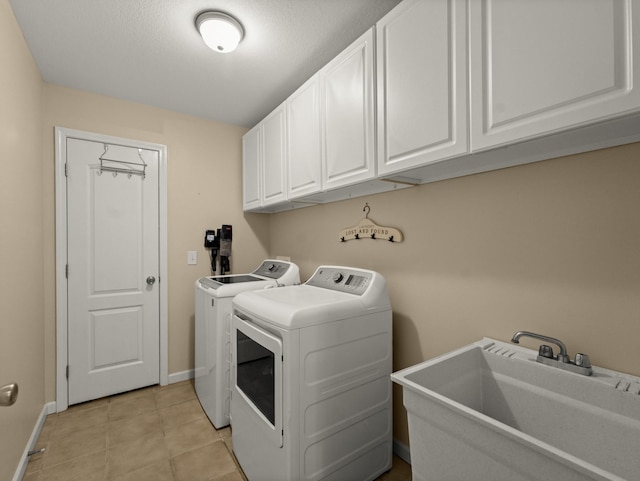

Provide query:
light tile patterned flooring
left=23, top=380, right=412, bottom=481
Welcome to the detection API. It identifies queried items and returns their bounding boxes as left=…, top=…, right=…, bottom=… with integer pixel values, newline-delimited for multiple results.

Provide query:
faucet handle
left=538, top=344, right=554, bottom=359
left=575, top=353, right=591, bottom=368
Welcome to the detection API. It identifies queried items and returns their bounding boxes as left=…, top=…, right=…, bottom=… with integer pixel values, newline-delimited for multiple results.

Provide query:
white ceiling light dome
left=196, top=11, right=244, bottom=53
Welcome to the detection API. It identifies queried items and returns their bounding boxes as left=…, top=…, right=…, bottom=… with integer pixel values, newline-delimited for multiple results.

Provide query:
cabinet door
left=242, top=125, right=261, bottom=211
left=322, top=28, right=376, bottom=191
left=287, top=76, right=322, bottom=199
left=261, top=103, right=287, bottom=206
left=470, top=0, right=640, bottom=151
left=377, top=0, right=468, bottom=176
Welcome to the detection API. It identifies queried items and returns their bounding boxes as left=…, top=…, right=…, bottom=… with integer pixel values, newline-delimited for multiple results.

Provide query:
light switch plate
left=188, top=251, right=197, bottom=265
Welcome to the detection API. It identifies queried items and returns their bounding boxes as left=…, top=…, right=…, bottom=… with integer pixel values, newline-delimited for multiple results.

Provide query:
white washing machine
left=231, top=266, right=393, bottom=481
left=195, top=259, right=300, bottom=429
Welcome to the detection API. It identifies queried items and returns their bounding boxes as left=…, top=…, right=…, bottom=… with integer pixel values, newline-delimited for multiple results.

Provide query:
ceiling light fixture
left=196, top=11, right=244, bottom=54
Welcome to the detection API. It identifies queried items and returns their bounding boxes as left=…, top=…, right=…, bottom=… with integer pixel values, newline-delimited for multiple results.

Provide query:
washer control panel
left=306, top=266, right=372, bottom=295
left=253, top=260, right=296, bottom=280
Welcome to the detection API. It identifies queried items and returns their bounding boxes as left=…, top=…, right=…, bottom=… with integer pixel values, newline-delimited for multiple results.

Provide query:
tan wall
left=269, top=142, right=640, bottom=445
left=0, top=1, right=45, bottom=479
left=41, top=85, right=270, bottom=399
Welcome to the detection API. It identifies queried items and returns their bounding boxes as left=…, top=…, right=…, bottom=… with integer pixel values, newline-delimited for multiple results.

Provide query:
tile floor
left=23, top=380, right=411, bottom=481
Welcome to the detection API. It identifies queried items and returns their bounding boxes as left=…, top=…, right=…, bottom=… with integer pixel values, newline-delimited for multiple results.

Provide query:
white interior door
left=66, top=137, right=160, bottom=405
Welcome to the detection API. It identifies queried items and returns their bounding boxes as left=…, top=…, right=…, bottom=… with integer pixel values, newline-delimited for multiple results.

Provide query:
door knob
left=0, top=383, right=18, bottom=407
left=146, top=276, right=156, bottom=286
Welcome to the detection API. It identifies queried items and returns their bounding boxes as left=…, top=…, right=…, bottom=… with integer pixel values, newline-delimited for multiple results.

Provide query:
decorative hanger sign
left=338, top=203, right=403, bottom=243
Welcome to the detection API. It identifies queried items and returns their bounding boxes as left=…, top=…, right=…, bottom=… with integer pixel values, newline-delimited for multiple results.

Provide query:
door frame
left=54, top=127, right=169, bottom=412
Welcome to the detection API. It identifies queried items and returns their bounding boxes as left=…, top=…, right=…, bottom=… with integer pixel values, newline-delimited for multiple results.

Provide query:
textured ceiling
left=9, top=0, right=402, bottom=128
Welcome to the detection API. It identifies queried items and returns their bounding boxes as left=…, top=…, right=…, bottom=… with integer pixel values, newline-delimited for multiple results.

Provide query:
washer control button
left=332, top=272, right=344, bottom=283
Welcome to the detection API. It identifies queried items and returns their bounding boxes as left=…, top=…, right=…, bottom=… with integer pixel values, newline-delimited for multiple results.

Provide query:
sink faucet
left=511, top=330, right=592, bottom=376
left=511, top=331, right=569, bottom=362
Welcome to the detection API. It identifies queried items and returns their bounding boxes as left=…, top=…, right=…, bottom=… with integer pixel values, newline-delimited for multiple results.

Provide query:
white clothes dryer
left=231, top=266, right=393, bottom=481
left=195, top=259, right=299, bottom=429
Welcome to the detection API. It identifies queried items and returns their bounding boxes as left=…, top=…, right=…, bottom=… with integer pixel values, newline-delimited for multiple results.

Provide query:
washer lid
left=233, top=266, right=390, bottom=329
left=200, top=274, right=263, bottom=288
left=197, top=275, right=278, bottom=297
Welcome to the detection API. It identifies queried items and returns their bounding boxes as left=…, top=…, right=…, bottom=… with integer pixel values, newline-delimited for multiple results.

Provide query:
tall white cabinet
left=261, top=104, right=287, bottom=206
left=322, top=28, right=376, bottom=191
left=376, top=0, right=468, bottom=176
left=242, top=102, right=287, bottom=211
left=242, top=126, right=261, bottom=211
left=286, top=76, right=322, bottom=199
left=469, top=0, right=640, bottom=151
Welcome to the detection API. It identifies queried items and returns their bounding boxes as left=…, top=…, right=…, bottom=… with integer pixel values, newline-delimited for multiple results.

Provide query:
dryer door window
left=233, top=315, right=283, bottom=447
left=237, top=329, right=276, bottom=424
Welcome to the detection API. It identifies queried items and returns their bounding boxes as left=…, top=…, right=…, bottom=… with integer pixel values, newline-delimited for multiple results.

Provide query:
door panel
left=67, top=138, right=159, bottom=404
left=91, top=307, right=143, bottom=367
left=92, top=171, right=142, bottom=291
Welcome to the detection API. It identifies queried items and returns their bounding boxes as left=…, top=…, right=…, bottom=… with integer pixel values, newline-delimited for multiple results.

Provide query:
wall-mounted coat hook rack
left=338, top=203, right=403, bottom=243
left=98, top=144, right=147, bottom=179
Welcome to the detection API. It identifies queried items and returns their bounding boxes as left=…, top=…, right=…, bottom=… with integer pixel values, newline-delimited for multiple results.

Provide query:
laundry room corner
left=40, top=85, right=272, bottom=402
left=267, top=143, right=640, bottom=448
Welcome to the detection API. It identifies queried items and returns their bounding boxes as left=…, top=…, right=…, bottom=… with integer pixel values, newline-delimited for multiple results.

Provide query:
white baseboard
left=167, top=369, right=194, bottom=384
left=393, top=438, right=411, bottom=465
left=12, top=401, right=56, bottom=481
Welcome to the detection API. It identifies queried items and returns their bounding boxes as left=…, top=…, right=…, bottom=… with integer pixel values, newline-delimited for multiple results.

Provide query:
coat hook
left=363, top=203, right=370, bottom=219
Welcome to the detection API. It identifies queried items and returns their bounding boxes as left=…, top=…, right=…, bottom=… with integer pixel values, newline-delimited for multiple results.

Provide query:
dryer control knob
left=332, top=272, right=344, bottom=283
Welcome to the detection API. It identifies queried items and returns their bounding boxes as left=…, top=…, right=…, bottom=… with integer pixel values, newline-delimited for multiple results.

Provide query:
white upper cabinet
left=242, top=102, right=287, bottom=211
left=286, top=76, right=322, bottom=199
left=261, top=103, right=287, bottom=206
left=377, top=0, right=468, bottom=177
left=242, top=124, right=261, bottom=211
left=470, top=0, right=640, bottom=151
left=244, top=0, right=640, bottom=212
left=321, top=28, right=376, bottom=191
